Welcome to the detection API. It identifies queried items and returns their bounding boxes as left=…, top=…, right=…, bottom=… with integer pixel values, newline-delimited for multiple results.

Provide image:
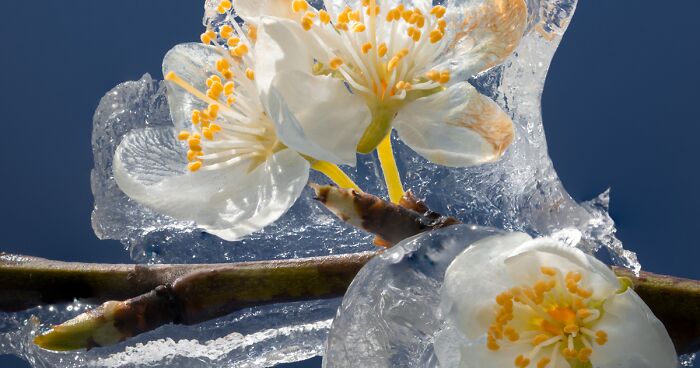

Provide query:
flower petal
left=440, top=232, right=533, bottom=339
left=234, top=0, right=296, bottom=24
left=162, top=43, right=222, bottom=132
left=254, top=17, right=319, bottom=100
left=439, top=0, right=527, bottom=79
left=504, top=238, right=622, bottom=300
left=113, top=127, right=310, bottom=241
left=393, top=82, right=513, bottom=167
left=266, top=70, right=371, bottom=166
left=591, top=289, right=678, bottom=367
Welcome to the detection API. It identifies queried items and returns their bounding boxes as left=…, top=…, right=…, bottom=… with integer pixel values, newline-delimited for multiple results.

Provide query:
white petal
left=504, top=238, right=622, bottom=300
left=254, top=17, right=319, bottom=100
left=162, top=43, right=222, bottom=131
left=113, top=127, right=310, bottom=241
left=393, top=82, right=513, bottom=167
left=591, top=289, right=678, bottom=368
left=267, top=70, right=371, bottom=166
left=440, top=232, right=532, bottom=339
left=439, top=0, right=527, bottom=79
left=234, top=0, right=296, bottom=24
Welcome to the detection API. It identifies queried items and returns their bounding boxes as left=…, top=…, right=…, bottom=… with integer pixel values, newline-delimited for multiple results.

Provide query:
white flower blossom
left=113, top=20, right=310, bottom=241
left=252, top=0, right=526, bottom=168
left=439, top=233, right=678, bottom=368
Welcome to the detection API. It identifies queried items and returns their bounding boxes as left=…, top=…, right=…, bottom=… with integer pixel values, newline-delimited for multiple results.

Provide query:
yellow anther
left=562, top=348, right=577, bottom=358
left=595, top=330, right=608, bottom=345
left=352, top=23, right=366, bottom=32
left=202, top=127, right=214, bottom=140
left=411, top=29, right=421, bottom=42
left=438, top=19, right=447, bottom=31
left=348, top=10, right=360, bottom=22
left=177, top=131, right=190, bottom=141
left=301, top=16, right=314, bottom=31
left=207, top=104, right=219, bottom=119
left=377, top=42, right=388, bottom=57
left=219, top=25, right=233, bottom=39
left=426, top=70, right=439, bottom=81
left=576, top=287, right=593, bottom=299
left=317, top=10, right=330, bottom=24
left=532, top=334, right=550, bottom=346
left=398, top=48, right=409, bottom=57
left=504, top=327, right=520, bottom=342
left=245, top=68, right=255, bottom=80
left=439, top=70, right=451, bottom=84
left=231, top=43, right=249, bottom=57
left=402, top=9, right=413, bottom=22
left=222, top=69, right=234, bottom=80
left=578, top=348, right=593, bottom=362
left=186, top=149, right=201, bottom=162
left=337, top=7, right=351, bottom=23
left=188, top=138, right=202, bottom=152
left=563, top=324, right=579, bottom=334
left=429, top=29, right=444, bottom=43
left=335, top=22, right=349, bottom=31
left=430, top=5, right=446, bottom=18
left=188, top=161, right=202, bottom=172
left=227, top=37, right=241, bottom=47
left=365, top=5, right=380, bottom=16
left=304, top=11, right=317, bottom=18
left=224, top=81, right=235, bottom=95
left=487, top=336, right=500, bottom=351
left=537, top=357, right=551, bottom=368
left=567, top=271, right=583, bottom=283
left=191, top=110, right=201, bottom=124
left=248, top=25, right=257, bottom=41
left=387, top=56, right=400, bottom=72
left=291, top=0, right=308, bottom=13
left=415, top=14, right=425, bottom=28
left=216, top=58, right=230, bottom=72
left=329, top=57, right=344, bottom=70
left=514, top=355, right=530, bottom=368
left=361, top=42, right=373, bottom=54
left=200, top=30, right=216, bottom=44
left=219, top=1, right=232, bottom=10
left=540, top=266, right=557, bottom=277
left=210, top=124, right=222, bottom=132
left=226, top=96, right=236, bottom=105
left=496, top=291, right=513, bottom=305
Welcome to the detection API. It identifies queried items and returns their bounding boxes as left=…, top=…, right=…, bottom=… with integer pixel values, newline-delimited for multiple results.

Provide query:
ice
left=0, top=0, right=655, bottom=366
left=323, top=225, right=505, bottom=367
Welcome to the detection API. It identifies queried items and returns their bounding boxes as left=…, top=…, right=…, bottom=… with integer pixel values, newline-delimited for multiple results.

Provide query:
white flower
left=253, top=0, right=526, bottom=168
left=113, top=21, right=310, bottom=241
left=439, top=233, right=678, bottom=368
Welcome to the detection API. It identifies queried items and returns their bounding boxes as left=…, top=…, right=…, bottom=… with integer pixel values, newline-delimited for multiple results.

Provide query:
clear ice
left=2, top=0, right=672, bottom=366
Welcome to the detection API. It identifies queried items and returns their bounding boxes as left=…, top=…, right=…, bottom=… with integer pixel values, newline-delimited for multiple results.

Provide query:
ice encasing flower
left=439, top=233, right=677, bottom=368
left=112, top=21, right=311, bottom=241
left=253, top=0, right=526, bottom=168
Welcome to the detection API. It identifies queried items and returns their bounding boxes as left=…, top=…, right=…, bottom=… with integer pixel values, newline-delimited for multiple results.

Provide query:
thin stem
left=376, top=134, right=404, bottom=203
left=310, top=160, right=361, bottom=191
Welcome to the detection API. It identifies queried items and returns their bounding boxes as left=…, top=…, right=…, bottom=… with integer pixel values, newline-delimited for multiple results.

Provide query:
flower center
left=486, top=266, right=609, bottom=368
left=292, top=0, right=451, bottom=152
left=165, top=16, right=280, bottom=173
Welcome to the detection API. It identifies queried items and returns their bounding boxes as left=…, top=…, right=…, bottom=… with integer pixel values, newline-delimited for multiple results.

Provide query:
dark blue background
left=1, top=1, right=698, bottom=367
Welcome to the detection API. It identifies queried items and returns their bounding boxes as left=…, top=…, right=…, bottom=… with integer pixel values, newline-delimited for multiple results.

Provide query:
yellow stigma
left=486, top=264, right=610, bottom=367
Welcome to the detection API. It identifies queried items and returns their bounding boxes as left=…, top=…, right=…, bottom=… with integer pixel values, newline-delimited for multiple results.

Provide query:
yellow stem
left=376, top=133, right=404, bottom=203
left=310, top=160, right=361, bottom=191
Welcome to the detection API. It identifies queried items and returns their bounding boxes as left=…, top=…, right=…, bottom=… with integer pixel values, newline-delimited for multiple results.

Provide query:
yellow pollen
left=292, top=0, right=309, bottom=13
left=231, top=44, right=249, bottom=57
left=219, top=25, right=233, bottom=39
left=202, top=127, right=214, bottom=140
left=537, top=357, right=551, bottom=368
left=352, top=23, right=366, bottom=32
left=348, top=10, right=360, bottom=22
left=186, top=149, right=201, bottom=162
left=224, top=81, right=235, bottom=95
left=227, top=37, right=241, bottom=47
left=430, top=5, right=446, bottom=18
left=177, top=131, right=190, bottom=141
left=191, top=110, right=201, bottom=124
left=487, top=336, right=500, bottom=351
left=200, top=30, right=216, bottom=44
left=540, top=266, right=557, bottom=277
left=595, top=330, right=608, bottom=345
left=188, top=137, right=202, bottom=151
left=216, top=58, right=230, bottom=72
left=439, top=71, right=451, bottom=84
left=429, top=29, right=444, bottom=43
left=329, top=57, right=344, bottom=70
left=319, top=10, right=331, bottom=24
left=377, top=42, right=388, bottom=57
left=207, top=104, right=219, bottom=118
left=337, top=7, right=351, bottom=23
left=221, top=69, right=233, bottom=80
left=301, top=16, right=314, bottom=31
left=248, top=25, right=257, bottom=41
left=361, top=42, right=373, bottom=54
left=514, top=355, right=530, bottom=368
left=188, top=161, right=202, bottom=172
left=210, top=124, right=222, bottom=132
left=245, top=68, right=255, bottom=80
